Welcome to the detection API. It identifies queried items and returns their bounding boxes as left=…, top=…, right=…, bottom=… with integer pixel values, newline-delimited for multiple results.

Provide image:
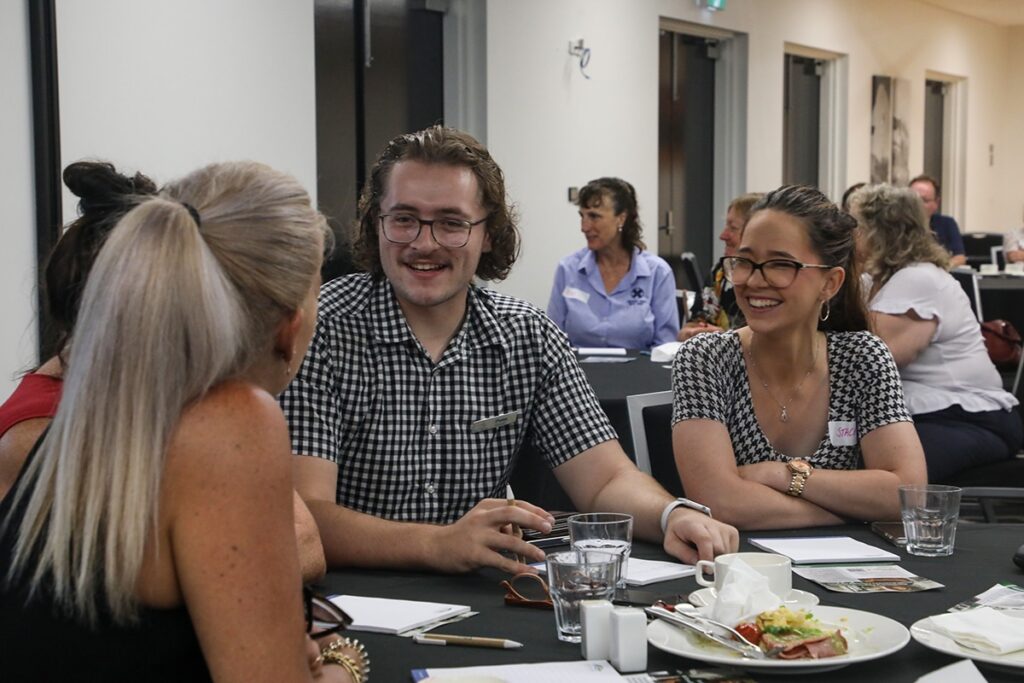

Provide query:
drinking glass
left=568, top=512, right=633, bottom=588
left=899, top=484, right=962, bottom=557
left=545, top=550, right=618, bottom=643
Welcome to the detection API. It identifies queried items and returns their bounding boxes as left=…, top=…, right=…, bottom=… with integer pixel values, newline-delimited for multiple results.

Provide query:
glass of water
left=568, top=512, right=633, bottom=588
left=898, top=485, right=962, bottom=557
left=545, top=550, right=618, bottom=643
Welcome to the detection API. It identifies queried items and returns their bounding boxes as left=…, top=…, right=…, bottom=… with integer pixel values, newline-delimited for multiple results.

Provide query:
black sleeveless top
left=0, top=438, right=212, bottom=682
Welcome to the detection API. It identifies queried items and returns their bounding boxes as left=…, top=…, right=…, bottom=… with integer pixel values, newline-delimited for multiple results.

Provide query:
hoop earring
left=819, top=299, right=831, bottom=322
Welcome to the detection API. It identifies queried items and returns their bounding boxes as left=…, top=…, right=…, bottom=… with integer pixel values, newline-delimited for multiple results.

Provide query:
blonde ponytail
left=7, top=161, right=326, bottom=624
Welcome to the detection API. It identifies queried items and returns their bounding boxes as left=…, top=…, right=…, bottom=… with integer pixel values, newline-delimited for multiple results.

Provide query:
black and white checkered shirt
left=279, top=274, right=617, bottom=524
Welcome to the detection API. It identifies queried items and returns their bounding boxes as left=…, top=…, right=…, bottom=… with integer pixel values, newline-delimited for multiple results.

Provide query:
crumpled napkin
left=650, top=341, right=682, bottom=364
left=707, top=558, right=784, bottom=626
left=927, top=607, right=1024, bottom=655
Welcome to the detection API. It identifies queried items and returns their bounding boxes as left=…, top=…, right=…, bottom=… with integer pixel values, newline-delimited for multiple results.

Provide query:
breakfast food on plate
left=735, top=607, right=848, bottom=659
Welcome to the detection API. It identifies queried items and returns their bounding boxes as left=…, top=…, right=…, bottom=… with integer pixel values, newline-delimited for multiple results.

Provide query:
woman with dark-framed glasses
left=670, top=185, right=926, bottom=529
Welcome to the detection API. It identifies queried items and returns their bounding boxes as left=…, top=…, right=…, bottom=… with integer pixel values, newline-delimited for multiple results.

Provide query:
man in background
left=910, top=174, right=967, bottom=268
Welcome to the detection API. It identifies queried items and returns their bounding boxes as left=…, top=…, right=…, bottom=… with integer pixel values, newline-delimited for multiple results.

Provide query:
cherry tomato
left=735, top=622, right=762, bottom=645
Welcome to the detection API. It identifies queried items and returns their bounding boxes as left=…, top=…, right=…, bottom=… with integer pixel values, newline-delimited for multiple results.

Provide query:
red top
left=0, top=374, right=62, bottom=439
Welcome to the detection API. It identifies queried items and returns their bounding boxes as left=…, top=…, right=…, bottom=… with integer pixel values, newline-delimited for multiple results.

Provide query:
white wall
left=56, top=0, right=318, bottom=217
left=486, top=0, right=1023, bottom=308
left=0, top=2, right=38, bottom=398
left=0, top=0, right=318, bottom=398
left=1004, top=26, right=1024, bottom=229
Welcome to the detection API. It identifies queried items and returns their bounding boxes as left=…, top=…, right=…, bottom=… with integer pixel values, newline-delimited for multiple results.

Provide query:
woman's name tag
left=562, top=286, right=590, bottom=303
left=828, top=420, right=857, bottom=446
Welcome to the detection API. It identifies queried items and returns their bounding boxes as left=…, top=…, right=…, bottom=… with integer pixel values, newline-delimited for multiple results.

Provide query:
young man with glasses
left=280, top=126, right=737, bottom=573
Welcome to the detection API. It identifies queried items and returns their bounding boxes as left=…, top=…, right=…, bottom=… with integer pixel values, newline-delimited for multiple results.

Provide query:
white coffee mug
left=695, top=552, right=792, bottom=596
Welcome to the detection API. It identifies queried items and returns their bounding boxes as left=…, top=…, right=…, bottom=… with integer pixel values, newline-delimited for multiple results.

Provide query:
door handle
left=659, top=210, right=674, bottom=234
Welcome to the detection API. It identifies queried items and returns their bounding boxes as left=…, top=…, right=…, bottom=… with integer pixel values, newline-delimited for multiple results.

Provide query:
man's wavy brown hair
left=352, top=126, right=520, bottom=281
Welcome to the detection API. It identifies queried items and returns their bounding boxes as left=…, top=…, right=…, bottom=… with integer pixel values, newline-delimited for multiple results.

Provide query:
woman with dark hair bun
left=670, top=185, right=926, bottom=529
left=0, top=162, right=156, bottom=500
left=547, top=177, right=679, bottom=349
left=0, top=161, right=327, bottom=584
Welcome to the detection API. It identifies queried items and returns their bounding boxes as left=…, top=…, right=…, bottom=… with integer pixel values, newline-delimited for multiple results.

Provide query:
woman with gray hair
left=852, top=184, right=1021, bottom=482
left=0, top=162, right=366, bottom=681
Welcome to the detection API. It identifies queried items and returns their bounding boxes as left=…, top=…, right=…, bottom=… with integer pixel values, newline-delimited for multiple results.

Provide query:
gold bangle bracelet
left=320, top=638, right=370, bottom=683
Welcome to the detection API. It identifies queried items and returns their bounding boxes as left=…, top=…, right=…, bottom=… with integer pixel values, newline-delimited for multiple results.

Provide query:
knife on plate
left=645, top=606, right=767, bottom=659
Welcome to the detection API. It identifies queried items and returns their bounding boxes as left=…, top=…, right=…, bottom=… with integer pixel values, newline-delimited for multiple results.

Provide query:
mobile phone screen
left=612, top=588, right=684, bottom=607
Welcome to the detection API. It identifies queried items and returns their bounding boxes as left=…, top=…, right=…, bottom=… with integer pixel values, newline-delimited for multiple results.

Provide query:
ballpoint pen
left=414, top=634, right=524, bottom=649
left=506, top=484, right=523, bottom=563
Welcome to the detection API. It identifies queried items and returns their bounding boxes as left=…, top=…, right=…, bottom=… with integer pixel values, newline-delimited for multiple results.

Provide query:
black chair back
left=680, top=252, right=703, bottom=293
left=644, top=403, right=685, bottom=497
left=963, top=232, right=1004, bottom=268
left=950, top=269, right=983, bottom=322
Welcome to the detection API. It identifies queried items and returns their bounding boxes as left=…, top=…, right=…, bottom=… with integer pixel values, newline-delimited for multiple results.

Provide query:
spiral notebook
left=328, top=595, right=471, bottom=635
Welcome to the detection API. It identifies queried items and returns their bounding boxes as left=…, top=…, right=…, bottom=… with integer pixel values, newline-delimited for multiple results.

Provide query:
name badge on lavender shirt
left=828, top=420, right=857, bottom=446
left=563, top=286, right=590, bottom=304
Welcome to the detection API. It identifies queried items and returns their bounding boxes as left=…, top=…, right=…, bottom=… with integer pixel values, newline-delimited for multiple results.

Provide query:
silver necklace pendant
left=780, top=406, right=789, bottom=422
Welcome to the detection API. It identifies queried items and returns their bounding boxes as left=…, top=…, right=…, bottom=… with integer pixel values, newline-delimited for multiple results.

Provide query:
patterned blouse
left=671, top=330, right=911, bottom=469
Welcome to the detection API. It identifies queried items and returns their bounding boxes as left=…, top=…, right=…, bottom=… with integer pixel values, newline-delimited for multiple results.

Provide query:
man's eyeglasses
left=304, top=587, right=353, bottom=640
left=379, top=213, right=488, bottom=249
left=501, top=573, right=553, bottom=610
left=721, top=256, right=835, bottom=289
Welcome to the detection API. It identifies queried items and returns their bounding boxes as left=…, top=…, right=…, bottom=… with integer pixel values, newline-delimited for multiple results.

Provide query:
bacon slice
left=761, top=631, right=848, bottom=659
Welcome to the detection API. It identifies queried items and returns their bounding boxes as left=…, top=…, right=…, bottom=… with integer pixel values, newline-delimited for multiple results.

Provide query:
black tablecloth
left=577, top=355, right=672, bottom=458
left=316, top=523, right=1024, bottom=682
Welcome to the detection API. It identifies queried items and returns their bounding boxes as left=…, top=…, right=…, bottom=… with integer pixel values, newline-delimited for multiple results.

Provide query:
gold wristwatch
left=785, top=460, right=813, bottom=497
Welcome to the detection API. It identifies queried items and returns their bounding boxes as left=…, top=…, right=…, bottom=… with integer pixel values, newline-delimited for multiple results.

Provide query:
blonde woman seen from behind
left=0, top=162, right=362, bottom=682
left=0, top=161, right=326, bottom=583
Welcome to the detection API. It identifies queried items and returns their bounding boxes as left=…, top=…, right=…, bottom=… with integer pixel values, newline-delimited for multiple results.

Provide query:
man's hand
left=662, top=508, right=738, bottom=565
left=678, top=321, right=725, bottom=341
left=427, top=498, right=555, bottom=574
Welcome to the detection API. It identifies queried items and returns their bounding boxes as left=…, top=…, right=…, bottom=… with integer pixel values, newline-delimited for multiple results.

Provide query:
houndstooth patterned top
left=279, top=274, right=617, bottom=524
left=671, top=330, right=911, bottom=468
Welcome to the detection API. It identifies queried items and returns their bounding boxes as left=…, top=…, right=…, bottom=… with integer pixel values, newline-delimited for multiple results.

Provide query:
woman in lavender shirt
left=547, top=177, right=679, bottom=349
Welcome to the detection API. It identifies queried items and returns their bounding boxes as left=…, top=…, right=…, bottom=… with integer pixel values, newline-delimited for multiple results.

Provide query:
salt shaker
left=580, top=599, right=613, bottom=660
left=609, top=606, right=647, bottom=672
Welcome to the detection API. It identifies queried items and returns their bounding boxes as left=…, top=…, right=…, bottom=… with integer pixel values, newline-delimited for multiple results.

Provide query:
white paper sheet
left=415, top=660, right=627, bottom=682
left=748, top=536, right=900, bottom=564
left=576, top=347, right=628, bottom=356
left=623, top=557, right=696, bottom=586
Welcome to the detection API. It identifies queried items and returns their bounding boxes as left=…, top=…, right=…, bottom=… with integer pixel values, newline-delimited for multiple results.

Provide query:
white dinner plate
left=689, top=587, right=819, bottom=611
left=911, top=614, right=1024, bottom=674
left=648, top=605, right=910, bottom=674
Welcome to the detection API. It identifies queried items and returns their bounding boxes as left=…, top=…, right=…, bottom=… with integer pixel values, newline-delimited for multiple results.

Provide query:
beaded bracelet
left=320, top=637, right=370, bottom=683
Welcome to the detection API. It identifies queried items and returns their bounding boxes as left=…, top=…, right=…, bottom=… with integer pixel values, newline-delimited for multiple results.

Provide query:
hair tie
left=181, top=202, right=202, bottom=227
